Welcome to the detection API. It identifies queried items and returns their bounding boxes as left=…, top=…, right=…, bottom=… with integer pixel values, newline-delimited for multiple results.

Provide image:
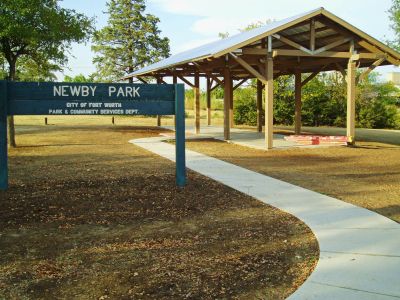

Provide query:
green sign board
left=0, top=81, right=186, bottom=189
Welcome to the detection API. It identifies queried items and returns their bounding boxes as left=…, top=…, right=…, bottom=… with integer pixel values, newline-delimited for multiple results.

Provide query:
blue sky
left=58, top=0, right=399, bottom=80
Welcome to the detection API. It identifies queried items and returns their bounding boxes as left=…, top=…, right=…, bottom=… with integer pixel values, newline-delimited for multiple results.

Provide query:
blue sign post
left=0, top=81, right=186, bottom=189
left=0, top=81, right=8, bottom=191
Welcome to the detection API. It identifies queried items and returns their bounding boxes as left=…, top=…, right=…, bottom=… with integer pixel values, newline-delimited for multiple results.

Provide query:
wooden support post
left=230, top=79, right=234, bottom=128
left=194, top=72, right=200, bottom=134
left=224, top=67, right=232, bottom=140
left=256, top=80, right=263, bottom=132
left=206, top=77, right=211, bottom=126
left=265, top=57, right=274, bottom=149
left=294, top=70, right=302, bottom=135
left=310, top=19, right=316, bottom=52
left=157, top=77, right=162, bottom=126
left=347, top=59, right=357, bottom=145
left=175, top=84, right=186, bottom=187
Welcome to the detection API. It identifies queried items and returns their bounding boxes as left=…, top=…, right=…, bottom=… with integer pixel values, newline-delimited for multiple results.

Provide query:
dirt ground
left=0, top=120, right=318, bottom=300
left=184, top=139, right=400, bottom=223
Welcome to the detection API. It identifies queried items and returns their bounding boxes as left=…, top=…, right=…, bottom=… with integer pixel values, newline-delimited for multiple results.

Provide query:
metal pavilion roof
left=125, top=7, right=400, bottom=79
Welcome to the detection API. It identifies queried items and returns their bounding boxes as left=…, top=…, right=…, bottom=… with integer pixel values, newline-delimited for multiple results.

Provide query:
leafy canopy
left=92, top=0, right=170, bottom=82
left=0, top=0, right=93, bottom=79
left=389, top=0, right=400, bottom=50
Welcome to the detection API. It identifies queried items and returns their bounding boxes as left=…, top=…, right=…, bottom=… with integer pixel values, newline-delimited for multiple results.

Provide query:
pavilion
left=124, top=7, right=400, bottom=149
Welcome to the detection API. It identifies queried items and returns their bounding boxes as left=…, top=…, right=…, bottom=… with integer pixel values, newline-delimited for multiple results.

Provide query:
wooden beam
left=233, top=78, right=248, bottom=91
left=257, top=80, right=263, bottom=133
left=265, top=57, right=274, bottom=150
left=193, top=62, right=224, bottom=85
left=224, top=67, right=232, bottom=140
left=272, top=33, right=312, bottom=54
left=358, top=40, right=400, bottom=66
left=206, top=77, right=211, bottom=126
left=194, top=72, right=200, bottom=134
left=199, top=70, right=224, bottom=86
left=210, top=82, right=221, bottom=92
left=285, top=25, right=329, bottom=40
left=310, top=19, right=316, bottom=52
left=137, top=77, right=148, bottom=84
left=294, top=70, right=302, bottom=135
left=177, top=75, right=195, bottom=88
left=353, top=52, right=385, bottom=60
left=273, top=49, right=351, bottom=58
left=301, top=65, right=327, bottom=87
left=313, top=37, right=351, bottom=54
left=229, top=53, right=267, bottom=84
left=358, top=57, right=386, bottom=83
left=319, top=17, right=354, bottom=39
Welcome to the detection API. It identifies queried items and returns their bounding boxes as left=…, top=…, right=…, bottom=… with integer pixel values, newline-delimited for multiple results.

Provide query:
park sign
left=0, top=81, right=186, bottom=189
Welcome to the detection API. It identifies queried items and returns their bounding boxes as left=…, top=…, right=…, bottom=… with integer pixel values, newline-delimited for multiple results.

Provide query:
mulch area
left=0, top=125, right=318, bottom=299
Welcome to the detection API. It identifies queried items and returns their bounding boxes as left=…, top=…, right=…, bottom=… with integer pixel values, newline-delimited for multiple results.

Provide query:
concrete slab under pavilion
left=161, top=125, right=345, bottom=150
left=125, top=7, right=400, bottom=150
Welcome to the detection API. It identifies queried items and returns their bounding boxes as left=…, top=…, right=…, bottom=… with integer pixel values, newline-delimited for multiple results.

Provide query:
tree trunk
left=8, top=60, right=16, bottom=148
left=128, top=66, right=133, bottom=83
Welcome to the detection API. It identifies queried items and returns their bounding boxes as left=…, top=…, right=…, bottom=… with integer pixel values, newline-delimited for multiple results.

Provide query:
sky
left=58, top=0, right=399, bottom=81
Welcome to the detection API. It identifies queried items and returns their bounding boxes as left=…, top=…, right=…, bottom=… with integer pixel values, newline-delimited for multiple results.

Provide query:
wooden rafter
left=273, top=49, right=351, bottom=58
left=272, top=33, right=312, bottom=54
left=233, top=78, right=249, bottom=90
left=229, top=53, right=267, bottom=84
left=193, top=62, right=224, bottom=85
left=313, top=37, right=351, bottom=54
left=137, top=77, right=148, bottom=84
left=301, top=65, right=328, bottom=87
left=286, top=25, right=329, bottom=40
left=210, top=82, right=221, bottom=92
left=319, top=17, right=354, bottom=39
left=358, top=40, right=399, bottom=66
left=177, top=75, right=195, bottom=88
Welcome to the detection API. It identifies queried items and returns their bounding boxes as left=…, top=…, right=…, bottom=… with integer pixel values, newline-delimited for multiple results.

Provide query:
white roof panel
left=126, top=8, right=323, bottom=77
left=125, top=7, right=400, bottom=78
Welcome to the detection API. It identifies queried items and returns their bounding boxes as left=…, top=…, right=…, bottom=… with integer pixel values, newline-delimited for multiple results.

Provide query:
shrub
left=358, top=101, right=399, bottom=128
left=234, top=87, right=258, bottom=125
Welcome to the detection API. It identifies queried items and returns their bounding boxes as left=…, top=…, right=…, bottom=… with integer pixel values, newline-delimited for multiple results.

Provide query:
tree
left=0, top=55, right=7, bottom=79
left=63, top=74, right=95, bottom=83
left=0, top=0, right=93, bottom=147
left=16, top=57, right=60, bottom=82
left=92, top=0, right=170, bottom=82
left=389, top=0, right=400, bottom=50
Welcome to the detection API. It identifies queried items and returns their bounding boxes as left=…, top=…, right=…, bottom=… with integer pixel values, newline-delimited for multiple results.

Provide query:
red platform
left=284, top=135, right=348, bottom=145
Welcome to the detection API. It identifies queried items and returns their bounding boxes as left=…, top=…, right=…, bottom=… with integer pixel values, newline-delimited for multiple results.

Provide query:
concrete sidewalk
left=130, top=136, right=400, bottom=300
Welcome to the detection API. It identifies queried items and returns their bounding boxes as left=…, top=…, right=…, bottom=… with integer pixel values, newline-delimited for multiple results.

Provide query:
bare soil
left=183, top=138, right=400, bottom=223
left=0, top=124, right=318, bottom=300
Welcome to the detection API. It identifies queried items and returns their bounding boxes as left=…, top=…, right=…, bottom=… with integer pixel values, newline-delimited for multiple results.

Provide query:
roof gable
left=126, top=7, right=400, bottom=78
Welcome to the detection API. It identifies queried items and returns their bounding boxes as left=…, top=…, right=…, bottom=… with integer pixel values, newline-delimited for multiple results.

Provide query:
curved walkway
left=130, top=136, right=400, bottom=300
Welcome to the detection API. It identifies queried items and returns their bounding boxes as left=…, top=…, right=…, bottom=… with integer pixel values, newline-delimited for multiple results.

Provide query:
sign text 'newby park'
left=0, top=81, right=186, bottom=189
